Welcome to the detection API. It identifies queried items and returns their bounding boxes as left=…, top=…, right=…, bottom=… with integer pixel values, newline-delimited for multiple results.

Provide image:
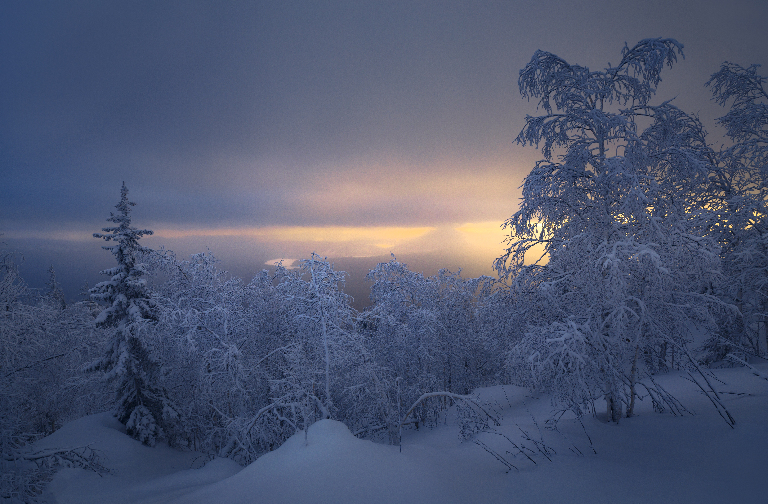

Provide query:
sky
left=2, top=0, right=767, bottom=306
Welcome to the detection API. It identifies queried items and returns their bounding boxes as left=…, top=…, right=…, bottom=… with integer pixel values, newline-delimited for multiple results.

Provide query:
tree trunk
left=627, top=345, right=639, bottom=418
left=606, top=380, right=621, bottom=423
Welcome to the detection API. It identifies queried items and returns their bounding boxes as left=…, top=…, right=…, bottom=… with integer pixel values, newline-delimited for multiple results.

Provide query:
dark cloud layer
left=2, top=0, right=767, bottom=300
left=2, top=1, right=522, bottom=226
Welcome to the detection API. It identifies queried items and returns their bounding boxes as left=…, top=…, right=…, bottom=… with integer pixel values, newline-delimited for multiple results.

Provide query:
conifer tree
left=45, top=265, right=67, bottom=310
left=89, top=182, right=174, bottom=445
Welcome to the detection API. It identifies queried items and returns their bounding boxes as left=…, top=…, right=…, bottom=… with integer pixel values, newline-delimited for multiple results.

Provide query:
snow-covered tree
left=43, top=266, right=66, bottom=311
left=498, top=39, right=722, bottom=422
left=0, top=250, right=26, bottom=314
left=362, top=256, right=498, bottom=442
left=271, top=255, right=361, bottom=434
left=700, top=62, right=768, bottom=358
left=1, top=250, right=106, bottom=502
left=88, top=182, right=174, bottom=446
left=149, top=251, right=283, bottom=461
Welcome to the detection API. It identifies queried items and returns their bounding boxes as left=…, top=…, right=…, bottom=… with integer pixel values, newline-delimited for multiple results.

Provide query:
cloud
left=264, top=258, right=299, bottom=269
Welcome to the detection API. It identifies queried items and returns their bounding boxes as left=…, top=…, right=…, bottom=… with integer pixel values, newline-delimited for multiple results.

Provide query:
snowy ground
left=39, top=363, right=767, bottom=504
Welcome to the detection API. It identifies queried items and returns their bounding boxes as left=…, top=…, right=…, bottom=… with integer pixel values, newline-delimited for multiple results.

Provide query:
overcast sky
left=2, top=0, right=767, bottom=305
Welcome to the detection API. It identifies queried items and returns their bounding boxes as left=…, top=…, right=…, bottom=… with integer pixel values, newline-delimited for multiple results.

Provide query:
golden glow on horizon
left=455, top=221, right=507, bottom=254
left=454, top=221, right=549, bottom=266
left=7, top=222, right=528, bottom=276
left=153, top=225, right=436, bottom=245
left=5, top=222, right=547, bottom=270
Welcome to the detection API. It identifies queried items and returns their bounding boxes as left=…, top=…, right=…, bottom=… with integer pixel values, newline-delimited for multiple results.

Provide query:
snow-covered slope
left=41, top=364, right=768, bottom=504
left=38, top=413, right=240, bottom=504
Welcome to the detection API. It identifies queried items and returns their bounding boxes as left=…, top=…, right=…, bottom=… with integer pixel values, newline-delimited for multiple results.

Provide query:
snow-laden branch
left=5, top=445, right=109, bottom=476
left=672, top=342, right=736, bottom=428
left=399, top=392, right=500, bottom=430
left=4, top=352, right=67, bottom=378
left=726, top=354, right=768, bottom=382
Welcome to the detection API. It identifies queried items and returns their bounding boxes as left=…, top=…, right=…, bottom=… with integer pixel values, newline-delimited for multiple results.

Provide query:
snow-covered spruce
left=88, top=182, right=177, bottom=446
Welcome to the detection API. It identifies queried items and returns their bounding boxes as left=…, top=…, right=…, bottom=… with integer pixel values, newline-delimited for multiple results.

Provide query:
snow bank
left=40, top=365, right=768, bottom=504
left=39, top=413, right=241, bottom=504
left=177, top=419, right=473, bottom=504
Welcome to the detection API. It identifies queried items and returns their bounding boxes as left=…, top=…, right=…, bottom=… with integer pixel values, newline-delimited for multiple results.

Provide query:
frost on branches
left=1, top=251, right=108, bottom=501
left=701, top=62, right=768, bottom=359
left=145, top=251, right=284, bottom=463
left=363, top=256, right=498, bottom=443
left=498, top=39, right=723, bottom=423
left=88, top=182, right=176, bottom=446
left=271, top=255, right=362, bottom=441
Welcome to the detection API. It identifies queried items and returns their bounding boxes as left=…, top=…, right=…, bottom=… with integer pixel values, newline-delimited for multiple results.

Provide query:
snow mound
left=39, top=413, right=241, bottom=504
left=176, top=419, right=451, bottom=504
